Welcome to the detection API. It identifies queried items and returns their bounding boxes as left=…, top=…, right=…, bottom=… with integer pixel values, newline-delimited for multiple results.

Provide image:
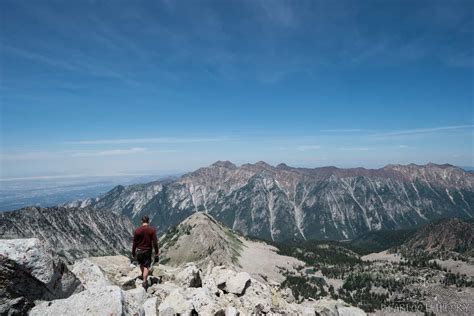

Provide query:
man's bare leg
left=139, top=265, right=144, bottom=280
left=142, top=266, right=149, bottom=287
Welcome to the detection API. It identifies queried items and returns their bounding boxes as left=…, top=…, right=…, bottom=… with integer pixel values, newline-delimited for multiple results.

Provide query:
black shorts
left=136, top=249, right=152, bottom=267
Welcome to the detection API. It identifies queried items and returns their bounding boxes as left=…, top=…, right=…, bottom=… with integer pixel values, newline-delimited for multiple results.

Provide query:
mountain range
left=64, top=161, right=474, bottom=241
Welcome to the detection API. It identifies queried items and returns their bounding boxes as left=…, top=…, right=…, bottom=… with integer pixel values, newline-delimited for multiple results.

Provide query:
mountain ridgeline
left=65, top=161, right=473, bottom=241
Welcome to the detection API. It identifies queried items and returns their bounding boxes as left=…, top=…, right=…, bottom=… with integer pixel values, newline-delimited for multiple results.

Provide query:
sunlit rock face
left=0, top=238, right=83, bottom=315
left=0, top=206, right=134, bottom=261
left=69, top=161, right=474, bottom=241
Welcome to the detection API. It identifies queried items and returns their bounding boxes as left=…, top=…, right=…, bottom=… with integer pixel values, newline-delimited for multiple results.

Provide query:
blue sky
left=1, top=0, right=473, bottom=178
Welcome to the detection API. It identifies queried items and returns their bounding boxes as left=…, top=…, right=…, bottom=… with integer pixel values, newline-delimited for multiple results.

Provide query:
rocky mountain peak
left=210, top=160, right=237, bottom=169
left=160, top=212, right=243, bottom=268
left=160, top=212, right=304, bottom=283
left=255, top=161, right=272, bottom=168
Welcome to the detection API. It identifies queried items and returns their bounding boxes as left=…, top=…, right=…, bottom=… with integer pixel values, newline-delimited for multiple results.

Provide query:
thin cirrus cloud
left=297, top=145, right=321, bottom=152
left=0, top=151, right=61, bottom=161
left=69, top=147, right=149, bottom=157
left=338, top=147, right=376, bottom=151
left=277, top=145, right=321, bottom=151
left=4, top=45, right=134, bottom=83
left=0, top=147, right=176, bottom=160
left=62, top=137, right=229, bottom=145
left=320, top=129, right=365, bottom=133
left=369, top=125, right=474, bottom=137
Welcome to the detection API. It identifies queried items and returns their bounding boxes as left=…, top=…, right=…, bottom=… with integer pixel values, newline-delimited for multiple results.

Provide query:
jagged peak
left=160, top=211, right=243, bottom=268
left=210, top=160, right=237, bottom=169
left=180, top=211, right=219, bottom=225
left=254, top=161, right=273, bottom=168
left=276, top=163, right=289, bottom=169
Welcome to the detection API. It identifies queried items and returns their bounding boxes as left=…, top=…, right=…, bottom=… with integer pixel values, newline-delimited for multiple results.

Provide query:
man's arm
left=132, top=229, right=137, bottom=258
left=152, top=229, right=159, bottom=256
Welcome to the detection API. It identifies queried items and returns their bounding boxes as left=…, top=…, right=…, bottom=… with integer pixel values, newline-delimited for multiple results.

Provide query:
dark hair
left=141, top=215, right=150, bottom=223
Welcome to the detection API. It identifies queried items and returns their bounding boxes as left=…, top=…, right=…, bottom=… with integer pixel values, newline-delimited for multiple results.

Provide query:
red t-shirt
left=132, top=224, right=159, bottom=257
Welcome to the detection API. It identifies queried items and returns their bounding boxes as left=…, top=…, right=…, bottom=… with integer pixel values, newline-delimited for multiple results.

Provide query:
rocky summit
left=68, top=161, right=474, bottom=241
left=159, top=212, right=304, bottom=283
left=1, top=237, right=366, bottom=316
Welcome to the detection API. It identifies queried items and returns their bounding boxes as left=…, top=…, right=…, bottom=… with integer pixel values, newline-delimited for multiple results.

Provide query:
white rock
left=0, top=237, right=82, bottom=315
left=308, top=298, right=367, bottom=316
left=126, top=266, right=142, bottom=279
left=30, top=286, right=124, bottom=316
left=72, top=258, right=110, bottom=289
left=0, top=238, right=55, bottom=284
left=338, top=306, right=367, bottom=316
left=238, top=279, right=272, bottom=314
left=226, top=272, right=251, bottom=295
left=183, top=287, right=215, bottom=313
left=143, top=297, right=158, bottom=316
left=213, top=266, right=235, bottom=287
left=225, top=306, right=238, bottom=316
left=147, top=282, right=180, bottom=300
left=123, top=286, right=148, bottom=316
left=158, top=289, right=193, bottom=315
left=119, top=276, right=138, bottom=290
left=175, top=263, right=202, bottom=288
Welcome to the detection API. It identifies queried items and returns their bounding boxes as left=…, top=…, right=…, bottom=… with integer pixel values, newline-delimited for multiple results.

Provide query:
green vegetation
left=275, top=239, right=362, bottom=267
left=160, top=223, right=193, bottom=248
left=281, top=273, right=327, bottom=301
left=343, top=228, right=416, bottom=255
left=442, top=272, right=474, bottom=287
left=224, top=227, right=244, bottom=266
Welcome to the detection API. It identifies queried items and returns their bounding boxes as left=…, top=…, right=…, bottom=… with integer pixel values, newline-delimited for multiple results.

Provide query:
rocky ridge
left=40, top=253, right=367, bottom=315
left=0, top=206, right=134, bottom=262
left=159, top=212, right=304, bottom=283
left=68, top=161, right=474, bottom=241
left=0, top=237, right=366, bottom=316
left=398, top=217, right=474, bottom=258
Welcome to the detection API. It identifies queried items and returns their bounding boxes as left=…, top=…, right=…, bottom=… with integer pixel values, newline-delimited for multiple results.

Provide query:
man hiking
left=132, top=215, right=159, bottom=289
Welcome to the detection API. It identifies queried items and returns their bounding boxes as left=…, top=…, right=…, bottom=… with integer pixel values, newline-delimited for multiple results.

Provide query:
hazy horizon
left=0, top=160, right=472, bottom=182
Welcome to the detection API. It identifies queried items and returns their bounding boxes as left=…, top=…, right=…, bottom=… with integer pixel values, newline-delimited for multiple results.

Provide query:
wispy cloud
left=321, top=129, right=364, bottom=133
left=5, top=46, right=83, bottom=72
left=370, top=125, right=474, bottom=137
left=277, top=145, right=321, bottom=152
left=256, top=0, right=296, bottom=28
left=0, top=147, right=176, bottom=160
left=0, top=174, right=87, bottom=182
left=338, top=147, right=376, bottom=151
left=297, top=145, right=321, bottom=152
left=63, top=137, right=229, bottom=145
left=69, top=147, right=148, bottom=157
left=0, top=151, right=61, bottom=161
left=4, top=45, right=137, bottom=85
